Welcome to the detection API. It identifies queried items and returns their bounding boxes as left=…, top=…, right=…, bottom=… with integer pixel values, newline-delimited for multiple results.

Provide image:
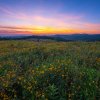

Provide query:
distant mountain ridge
left=0, top=34, right=100, bottom=41
left=51, top=34, right=100, bottom=41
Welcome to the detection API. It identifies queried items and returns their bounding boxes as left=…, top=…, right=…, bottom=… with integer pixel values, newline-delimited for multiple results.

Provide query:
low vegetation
left=0, top=40, right=100, bottom=100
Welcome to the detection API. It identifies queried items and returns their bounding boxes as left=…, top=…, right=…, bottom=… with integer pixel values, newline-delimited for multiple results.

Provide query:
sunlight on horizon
left=0, top=0, right=100, bottom=35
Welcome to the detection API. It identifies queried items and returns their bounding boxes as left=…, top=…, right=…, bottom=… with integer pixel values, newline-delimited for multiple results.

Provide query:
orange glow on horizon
left=0, top=1, right=100, bottom=36
left=0, top=25, right=100, bottom=35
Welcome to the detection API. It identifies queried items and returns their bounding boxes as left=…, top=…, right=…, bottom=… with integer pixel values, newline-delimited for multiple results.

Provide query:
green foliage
left=0, top=41, right=100, bottom=100
left=45, top=84, right=59, bottom=100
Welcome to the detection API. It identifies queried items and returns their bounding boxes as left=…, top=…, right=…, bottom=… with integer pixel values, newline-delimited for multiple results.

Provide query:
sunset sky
left=0, top=0, right=100, bottom=35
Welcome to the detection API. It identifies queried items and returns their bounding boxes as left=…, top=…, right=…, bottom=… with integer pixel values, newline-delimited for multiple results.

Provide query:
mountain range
left=0, top=34, right=100, bottom=41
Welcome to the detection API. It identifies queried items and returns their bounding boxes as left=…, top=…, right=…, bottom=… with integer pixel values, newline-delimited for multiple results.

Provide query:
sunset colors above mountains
left=0, top=0, right=100, bottom=35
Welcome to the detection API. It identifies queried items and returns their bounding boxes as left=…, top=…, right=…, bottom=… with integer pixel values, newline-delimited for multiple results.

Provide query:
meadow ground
left=0, top=40, right=100, bottom=100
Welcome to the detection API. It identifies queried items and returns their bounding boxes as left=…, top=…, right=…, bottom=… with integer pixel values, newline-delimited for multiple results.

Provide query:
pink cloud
left=0, top=7, right=100, bottom=34
left=84, top=23, right=100, bottom=29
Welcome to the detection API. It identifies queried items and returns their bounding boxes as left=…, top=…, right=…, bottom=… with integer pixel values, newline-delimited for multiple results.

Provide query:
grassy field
left=0, top=40, right=100, bottom=100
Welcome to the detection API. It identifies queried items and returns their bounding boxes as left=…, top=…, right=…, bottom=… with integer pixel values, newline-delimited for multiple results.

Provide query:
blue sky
left=0, top=0, right=100, bottom=35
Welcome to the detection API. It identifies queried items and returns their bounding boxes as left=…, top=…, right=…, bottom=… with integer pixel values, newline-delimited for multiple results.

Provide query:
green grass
left=0, top=40, right=100, bottom=100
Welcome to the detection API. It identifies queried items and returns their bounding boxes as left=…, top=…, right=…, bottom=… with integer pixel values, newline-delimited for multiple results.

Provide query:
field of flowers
left=0, top=40, right=100, bottom=100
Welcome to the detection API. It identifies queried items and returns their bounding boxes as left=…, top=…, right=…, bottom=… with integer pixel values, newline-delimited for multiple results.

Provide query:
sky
left=0, top=0, right=100, bottom=35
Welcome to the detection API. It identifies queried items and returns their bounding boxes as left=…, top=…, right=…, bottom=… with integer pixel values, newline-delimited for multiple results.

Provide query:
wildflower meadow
left=0, top=41, right=100, bottom=100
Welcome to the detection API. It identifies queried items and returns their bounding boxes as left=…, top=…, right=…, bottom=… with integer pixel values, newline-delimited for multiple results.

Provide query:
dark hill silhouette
left=0, top=34, right=100, bottom=41
left=51, top=34, right=100, bottom=41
